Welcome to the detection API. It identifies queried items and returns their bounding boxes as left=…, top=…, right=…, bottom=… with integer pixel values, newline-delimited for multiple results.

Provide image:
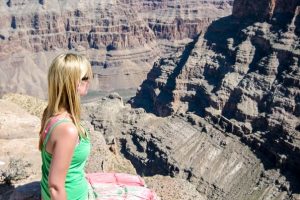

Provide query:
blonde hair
left=39, top=53, right=93, bottom=150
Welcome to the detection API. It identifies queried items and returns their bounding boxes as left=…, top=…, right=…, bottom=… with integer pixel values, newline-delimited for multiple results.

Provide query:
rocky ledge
left=0, top=94, right=208, bottom=200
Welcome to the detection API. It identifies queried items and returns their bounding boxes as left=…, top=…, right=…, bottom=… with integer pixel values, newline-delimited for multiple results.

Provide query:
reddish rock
left=233, top=0, right=300, bottom=21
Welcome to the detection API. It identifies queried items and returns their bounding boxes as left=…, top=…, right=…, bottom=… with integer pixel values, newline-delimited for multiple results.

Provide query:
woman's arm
left=47, top=123, right=78, bottom=200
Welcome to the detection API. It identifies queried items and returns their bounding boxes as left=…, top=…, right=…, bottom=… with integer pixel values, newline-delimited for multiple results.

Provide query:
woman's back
left=41, top=117, right=90, bottom=200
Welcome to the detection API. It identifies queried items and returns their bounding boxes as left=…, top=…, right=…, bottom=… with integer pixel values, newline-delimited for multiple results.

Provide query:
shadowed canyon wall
left=85, top=93, right=299, bottom=200
left=131, top=0, right=300, bottom=196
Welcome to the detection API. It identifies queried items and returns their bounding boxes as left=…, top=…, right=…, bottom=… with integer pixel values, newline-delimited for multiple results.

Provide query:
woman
left=39, top=53, right=93, bottom=200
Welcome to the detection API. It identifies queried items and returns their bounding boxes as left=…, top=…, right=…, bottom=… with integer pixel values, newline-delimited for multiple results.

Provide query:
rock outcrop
left=0, top=94, right=135, bottom=199
left=0, top=93, right=202, bottom=200
left=120, top=0, right=234, bottom=58
left=84, top=94, right=297, bottom=199
left=0, top=89, right=298, bottom=199
left=0, top=99, right=41, bottom=199
left=2, top=0, right=300, bottom=199
left=130, top=0, right=300, bottom=197
left=144, top=175, right=206, bottom=200
left=2, top=93, right=47, bottom=118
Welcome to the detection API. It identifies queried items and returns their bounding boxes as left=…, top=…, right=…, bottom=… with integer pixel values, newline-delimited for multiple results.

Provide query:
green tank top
left=41, top=119, right=91, bottom=200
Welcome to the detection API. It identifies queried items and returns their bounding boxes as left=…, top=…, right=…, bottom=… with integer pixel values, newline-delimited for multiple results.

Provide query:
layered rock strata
left=131, top=0, right=300, bottom=193
left=85, top=94, right=297, bottom=199
left=0, top=93, right=205, bottom=200
left=0, top=0, right=234, bottom=98
left=1, top=90, right=298, bottom=199
left=120, top=0, right=233, bottom=58
left=0, top=94, right=144, bottom=199
left=122, top=0, right=233, bottom=40
left=0, top=0, right=158, bottom=97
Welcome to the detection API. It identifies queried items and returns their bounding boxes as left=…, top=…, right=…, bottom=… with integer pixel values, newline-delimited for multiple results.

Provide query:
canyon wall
left=233, top=0, right=299, bottom=22
left=3, top=1, right=300, bottom=199
left=0, top=0, right=158, bottom=98
left=131, top=0, right=300, bottom=190
left=83, top=94, right=299, bottom=199
left=0, top=0, right=233, bottom=98
left=121, top=0, right=233, bottom=57
left=122, top=0, right=233, bottom=40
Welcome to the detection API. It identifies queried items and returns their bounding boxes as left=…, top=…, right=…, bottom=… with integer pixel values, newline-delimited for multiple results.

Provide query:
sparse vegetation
left=2, top=93, right=47, bottom=119
left=0, top=159, right=31, bottom=185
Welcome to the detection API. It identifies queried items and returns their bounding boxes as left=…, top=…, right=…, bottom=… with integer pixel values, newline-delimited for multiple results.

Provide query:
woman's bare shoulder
left=52, top=121, right=78, bottom=142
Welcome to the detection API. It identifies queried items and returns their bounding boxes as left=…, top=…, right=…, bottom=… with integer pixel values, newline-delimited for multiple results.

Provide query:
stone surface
left=0, top=0, right=233, bottom=99
left=1, top=88, right=299, bottom=200
left=0, top=99, right=41, bottom=199
left=0, top=0, right=158, bottom=98
left=130, top=0, right=300, bottom=198
left=144, top=175, right=206, bottom=200
left=84, top=94, right=298, bottom=200
left=84, top=121, right=137, bottom=175
left=2, top=93, right=47, bottom=118
left=124, top=0, right=233, bottom=40
left=2, top=93, right=210, bottom=200
left=233, top=0, right=300, bottom=22
left=0, top=94, right=142, bottom=199
left=2, top=0, right=300, bottom=199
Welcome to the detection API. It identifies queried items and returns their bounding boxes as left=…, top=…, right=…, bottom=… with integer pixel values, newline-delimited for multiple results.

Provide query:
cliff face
left=85, top=95, right=297, bottom=200
left=233, top=0, right=299, bottom=22
left=128, top=0, right=233, bottom=40
left=121, top=0, right=233, bottom=57
left=131, top=0, right=300, bottom=189
left=0, top=0, right=158, bottom=97
left=0, top=0, right=233, bottom=98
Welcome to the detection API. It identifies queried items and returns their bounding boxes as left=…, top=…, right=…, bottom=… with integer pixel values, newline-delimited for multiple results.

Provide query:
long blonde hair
left=39, top=53, right=93, bottom=150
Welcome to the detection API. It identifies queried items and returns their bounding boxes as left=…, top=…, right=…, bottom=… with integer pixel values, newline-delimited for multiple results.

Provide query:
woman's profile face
left=78, top=75, right=90, bottom=96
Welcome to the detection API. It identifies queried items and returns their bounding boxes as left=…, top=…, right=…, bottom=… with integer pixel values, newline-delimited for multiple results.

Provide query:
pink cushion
left=86, top=173, right=145, bottom=186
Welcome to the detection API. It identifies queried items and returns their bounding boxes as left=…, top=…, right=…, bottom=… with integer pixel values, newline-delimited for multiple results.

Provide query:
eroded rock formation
left=131, top=0, right=300, bottom=197
left=233, top=0, right=299, bottom=22
left=84, top=93, right=298, bottom=199
left=0, top=0, right=158, bottom=97
left=123, top=0, right=233, bottom=40
left=120, top=0, right=233, bottom=58
left=0, top=94, right=207, bottom=200
left=2, top=0, right=300, bottom=199
left=0, top=0, right=233, bottom=98
left=0, top=99, right=41, bottom=199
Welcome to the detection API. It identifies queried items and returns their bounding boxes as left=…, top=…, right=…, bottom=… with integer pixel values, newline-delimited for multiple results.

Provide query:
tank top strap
left=43, top=118, right=73, bottom=148
left=79, top=122, right=91, bottom=140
